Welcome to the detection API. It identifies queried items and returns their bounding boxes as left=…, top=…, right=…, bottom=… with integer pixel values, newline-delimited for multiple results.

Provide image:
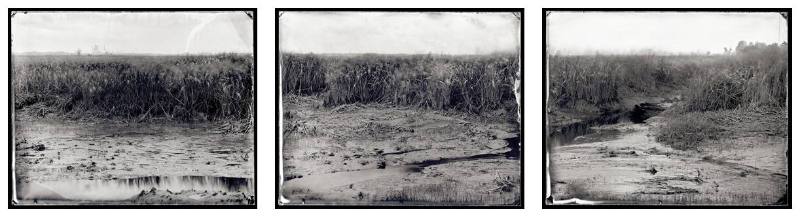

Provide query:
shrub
left=655, top=113, right=723, bottom=150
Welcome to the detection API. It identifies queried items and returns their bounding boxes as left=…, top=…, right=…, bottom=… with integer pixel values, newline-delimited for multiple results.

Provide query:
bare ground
left=548, top=110, right=787, bottom=205
left=13, top=118, right=255, bottom=205
left=280, top=95, right=521, bottom=206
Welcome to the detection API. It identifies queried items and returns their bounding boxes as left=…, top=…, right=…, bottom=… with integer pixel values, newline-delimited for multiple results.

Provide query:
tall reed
left=13, top=54, right=254, bottom=121
left=280, top=53, right=520, bottom=114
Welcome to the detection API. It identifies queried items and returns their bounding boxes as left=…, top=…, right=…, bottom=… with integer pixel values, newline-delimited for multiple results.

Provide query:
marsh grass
left=656, top=106, right=788, bottom=150
left=655, top=113, right=724, bottom=150
left=13, top=54, right=254, bottom=122
left=548, top=42, right=787, bottom=114
left=657, top=43, right=788, bottom=150
left=380, top=180, right=520, bottom=205
left=547, top=42, right=787, bottom=151
left=547, top=55, right=693, bottom=111
left=682, top=43, right=788, bottom=112
left=281, top=53, right=519, bottom=114
left=281, top=54, right=327, bottom=95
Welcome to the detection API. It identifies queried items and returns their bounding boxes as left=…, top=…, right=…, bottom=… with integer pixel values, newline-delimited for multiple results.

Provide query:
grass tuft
left=380, top=180, right=519, bottom=205
left=655, top=113, right=724, bottom=150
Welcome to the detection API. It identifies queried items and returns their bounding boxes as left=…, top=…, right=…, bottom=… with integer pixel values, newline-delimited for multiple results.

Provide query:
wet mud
left=548, top=102, right=787, bottom=205
left=280, top=96, right=521, bottom=206
left=13, top=119, right=255, bottom=205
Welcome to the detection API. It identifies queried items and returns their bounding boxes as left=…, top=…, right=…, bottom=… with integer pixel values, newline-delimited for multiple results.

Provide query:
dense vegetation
left=281, top=53, right=520, bottom=114
left=548, top=41, right=788, bottom=113
left=548, top=41, right=788, bottom=150
left=682, top=42, right=788, bottom=112
left=548, top=54, right=694, bottom=111
left=13, top=54, right=254, bottom=122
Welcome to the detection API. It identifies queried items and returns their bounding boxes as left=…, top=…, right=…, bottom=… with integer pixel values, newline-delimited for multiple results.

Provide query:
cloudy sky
left=11, top=12, right=253, bottom=54
left=279, top=12, right=521, bottom=55
left=547, top=12, right=787, bottom=55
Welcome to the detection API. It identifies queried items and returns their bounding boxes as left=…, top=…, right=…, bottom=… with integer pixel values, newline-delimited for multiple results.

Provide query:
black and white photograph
left=9, top=9, right=256, bottom=207
left=545, top=9, right=790, bottom=207
left=277, top=9, right=523, bottom=207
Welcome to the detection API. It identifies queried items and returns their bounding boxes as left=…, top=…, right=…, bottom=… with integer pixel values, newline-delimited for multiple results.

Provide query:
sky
left=547, top=12, right=788, bottom=55
left=11, top=12, right=253, bottom=54
left=279, top=12, right=521, bottom=55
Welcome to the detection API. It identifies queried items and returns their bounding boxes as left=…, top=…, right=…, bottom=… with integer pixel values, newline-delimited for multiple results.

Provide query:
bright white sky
left=547, top=12, right=787, bottom=55
left=11, top=12, right=253, bottom=54
left=279, top=12, right=521, bottom=55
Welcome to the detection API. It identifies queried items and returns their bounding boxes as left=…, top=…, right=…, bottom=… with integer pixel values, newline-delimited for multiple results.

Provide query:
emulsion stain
left=16, top=176, right=253, bottom=201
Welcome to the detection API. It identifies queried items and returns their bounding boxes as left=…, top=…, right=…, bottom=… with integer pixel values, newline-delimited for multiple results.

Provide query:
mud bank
left=547, top=100, right=787, bottom=205
left=281, top=96, right=521, bottom=206
left=13, top=119, right=255, bottom=205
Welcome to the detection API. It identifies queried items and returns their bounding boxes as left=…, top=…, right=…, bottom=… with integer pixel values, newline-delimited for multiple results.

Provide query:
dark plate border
left=542, top=7, right=791, bottom=209
left=275, top=8, right=524, bottom=209
left=7, top=8, right=257, bottom=209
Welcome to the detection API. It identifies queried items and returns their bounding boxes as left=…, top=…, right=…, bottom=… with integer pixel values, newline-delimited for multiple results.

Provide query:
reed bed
left=547, top=54, right=696, bottom=110
left=548, top=42, right=787, bottom=151
left=661, top=43, right=787, bottom=150
left=682, top=43, right=788, bottom=112
left=548, top=42, right=787, bottom=113
left=281, top=53, right=519, bottom=114
left=13, top=54, right=254, bottom=121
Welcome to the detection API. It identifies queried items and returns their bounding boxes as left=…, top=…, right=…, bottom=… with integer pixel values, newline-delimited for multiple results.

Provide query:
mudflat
left=548, top=101, right=788, bottom=205
left=281, top=96, right=521, bottom=206
left=13, top=119, right=254, bottom=205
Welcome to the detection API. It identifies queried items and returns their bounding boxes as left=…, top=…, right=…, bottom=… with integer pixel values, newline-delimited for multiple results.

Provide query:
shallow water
left=549, top=102, right=663, bottom=146
left=549, top=110, right=625, bottom=146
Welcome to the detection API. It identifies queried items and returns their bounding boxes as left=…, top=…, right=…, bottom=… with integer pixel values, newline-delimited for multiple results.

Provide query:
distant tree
left=76, top=49, right=81, bottom=56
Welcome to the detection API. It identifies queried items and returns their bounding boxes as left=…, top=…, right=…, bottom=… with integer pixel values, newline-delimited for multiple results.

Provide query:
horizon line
left=12, top=51, right=253, bottom=56
left=278, top=51, right=520, bottom=56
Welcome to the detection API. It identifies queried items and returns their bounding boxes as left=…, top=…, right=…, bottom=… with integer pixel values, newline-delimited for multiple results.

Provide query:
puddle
left=16, top=176, right=254, bottom=201
left=382, top=148, right=427, bottom=156
left=408, top=136, right=520, bottom=171
left=409, top=153, right=505, bottom=171
left=629, top=103, right=665, bottom=123
left=280, top=99, right=521, bottom=205
left=549, top=102, right=664, bottom=145
left=549, top=110, right=625, bottom=145
left=504, top=136, right=521, bottom=159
